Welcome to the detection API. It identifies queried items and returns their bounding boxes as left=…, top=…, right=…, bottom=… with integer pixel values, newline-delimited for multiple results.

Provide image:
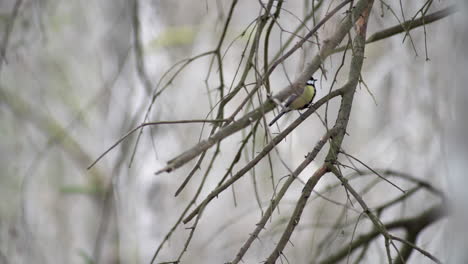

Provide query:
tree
left=0, top=0, right=463, bottom=263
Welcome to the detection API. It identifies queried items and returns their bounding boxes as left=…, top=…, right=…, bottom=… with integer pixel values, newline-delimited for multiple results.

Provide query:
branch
left=222, top=0, right=352, bottom=125
left=332, top=5, right=456, bottom=54
left=391, top=235, right=442, bottom=264
left=87, top=119, right=229, bottom=170
left=318, top=204, right=447, bottom=264
left=264, top=165, right=328, bottom=264
left=263, top=0, right=353, bottom=81
left=0, top=0, right=23, bottom=74
left=330, top=165, right=400, bottom=264
left=263, top=1, right=375, bottom=262
left=182, top=88, right=346, bottom=224
left=156, top=0, right=374, bottom=174
left=230, top=130, right=338, bottom=264
left=132, top=0, right=153, bottom=95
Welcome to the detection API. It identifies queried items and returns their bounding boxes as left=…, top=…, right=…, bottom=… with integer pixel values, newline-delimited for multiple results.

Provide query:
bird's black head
left=306, top=76, right=317, bottom=86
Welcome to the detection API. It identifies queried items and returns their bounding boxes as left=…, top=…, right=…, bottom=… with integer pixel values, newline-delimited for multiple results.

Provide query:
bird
left=268, top=76, right=317, bottom=127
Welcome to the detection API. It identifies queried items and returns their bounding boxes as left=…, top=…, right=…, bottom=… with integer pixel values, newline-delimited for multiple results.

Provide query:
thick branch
left=325, top=0, right=372, bottom=162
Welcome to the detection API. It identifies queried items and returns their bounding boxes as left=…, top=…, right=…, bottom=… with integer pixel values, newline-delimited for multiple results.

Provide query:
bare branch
left=182, top=88, right=346, bottom=224
left=0, top=0, right=23, bottom=74
left=87, top=119, right=228, bottom=170
left=319, top=205, right=446, bottom=264
left=332, top=6, right=456, bottom=54
left=230, top=130, right=338, bottom=264
left=156, top=0, right=375, bottom=174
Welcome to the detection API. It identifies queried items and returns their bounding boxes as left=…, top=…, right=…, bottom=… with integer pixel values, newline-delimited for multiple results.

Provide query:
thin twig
left=0, top=0, right=23, bottom=74
left=332, top=6, right=456, bottom=54
left=87, top=119, right=228, bottom=170
left=318, top=204, right=446, bottom=264
left=390, top=235, right=442, bottom=264
left=340, top=151, right=405, bottom=193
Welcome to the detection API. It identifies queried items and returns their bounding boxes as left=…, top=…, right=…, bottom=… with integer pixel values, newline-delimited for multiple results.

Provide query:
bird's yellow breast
left=290, top=84, right=316, bottom=109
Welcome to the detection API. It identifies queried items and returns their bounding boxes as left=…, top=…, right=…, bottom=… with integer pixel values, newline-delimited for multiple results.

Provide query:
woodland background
left=1, top=0, right=467, bottom=263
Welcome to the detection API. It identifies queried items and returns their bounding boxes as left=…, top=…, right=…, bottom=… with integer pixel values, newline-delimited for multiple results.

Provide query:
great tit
left=268, top=76, right=317, bottom=126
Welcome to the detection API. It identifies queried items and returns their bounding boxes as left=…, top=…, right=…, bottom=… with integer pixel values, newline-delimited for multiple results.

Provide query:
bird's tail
left=268, top=111, right=286, bottom=126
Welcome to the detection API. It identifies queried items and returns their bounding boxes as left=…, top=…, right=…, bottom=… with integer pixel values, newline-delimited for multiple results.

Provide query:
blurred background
left=0, top=0, right=466, bottom=263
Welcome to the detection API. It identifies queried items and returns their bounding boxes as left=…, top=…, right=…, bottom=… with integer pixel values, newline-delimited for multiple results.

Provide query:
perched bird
left=268, top=76, right=317, bottom=126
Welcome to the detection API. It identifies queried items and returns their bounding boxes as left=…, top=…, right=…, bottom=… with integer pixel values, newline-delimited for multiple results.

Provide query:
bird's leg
left=297, top=102, right=314, bottom=120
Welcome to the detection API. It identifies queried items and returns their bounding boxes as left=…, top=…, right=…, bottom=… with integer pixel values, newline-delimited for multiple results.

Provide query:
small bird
left=269, top=76, right=317, bottom=126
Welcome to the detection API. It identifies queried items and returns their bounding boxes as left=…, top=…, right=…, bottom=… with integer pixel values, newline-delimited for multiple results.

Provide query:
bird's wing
left=284, top=86, right=305, bottom=108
